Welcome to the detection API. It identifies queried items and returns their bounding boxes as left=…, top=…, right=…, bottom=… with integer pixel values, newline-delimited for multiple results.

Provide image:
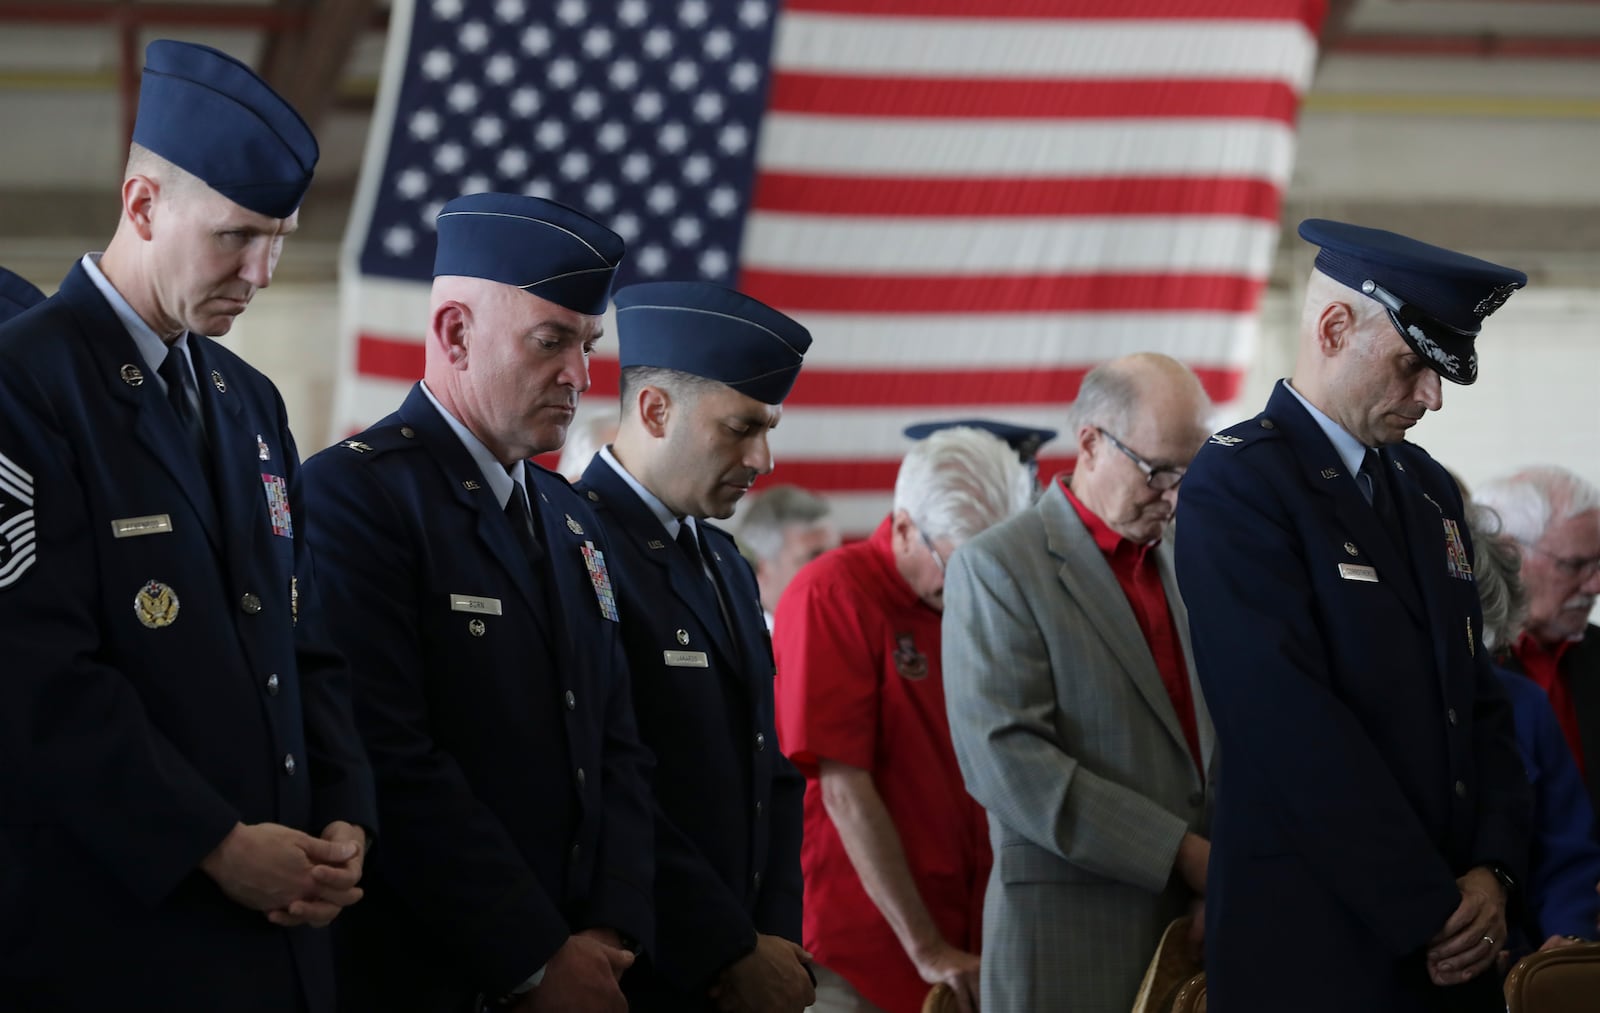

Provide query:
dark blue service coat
left=1174, top=381, right=1530, bottom=1013
left=0, top=263, right=376, bottom=1012
left=301, top=384, right=653, bottom=1011
left=577, top=456, right=804, bottom=1011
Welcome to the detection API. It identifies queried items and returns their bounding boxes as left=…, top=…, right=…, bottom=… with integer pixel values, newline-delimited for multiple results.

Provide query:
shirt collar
left=80, top=252, right=196, bottom=392
left=419, top=380, right=525, bottom=509
left=1282, top=378, right=1371, bottom=482
left=597, top=444, right=687, bottom=541
left=1060, top=479, right=1156, bottom=562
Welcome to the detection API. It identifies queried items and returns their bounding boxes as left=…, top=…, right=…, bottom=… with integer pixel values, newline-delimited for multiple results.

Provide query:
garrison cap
left=134, top=40, right=318, bottom=219
left=0, top=268, right=45, bottom=324
left=433, top=193, right=623, bottom=316
left=1299, top=218, right=1526, bottom=385
left=614, top=281, right=811, bottom=405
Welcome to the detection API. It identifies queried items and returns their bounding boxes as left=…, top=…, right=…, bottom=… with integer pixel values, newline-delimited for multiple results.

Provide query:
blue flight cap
left=614, top=281, right=812, bottom=405
left=433, top=193, right=623, bottom=316
left=0, top=267, right=45, bottom=324
left=1298, top=218, right=1526, bottom=386
left=904, top=419, right=1058, bottom=465
left=134, top=40, right=317, bottom=219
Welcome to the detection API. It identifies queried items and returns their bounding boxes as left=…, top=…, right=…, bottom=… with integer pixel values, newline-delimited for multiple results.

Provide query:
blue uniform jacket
left=301, top=384, right=654, bottom=1010
left=1494, top=665, right=1600, bottom=945
left=1175, top=381, right=1530, bottom=1013
left=0, top=262, right=376, bottom=1012
left=1502, top=624, right=1600, bottom=842
left=577, top=456, right=804, bottom=1011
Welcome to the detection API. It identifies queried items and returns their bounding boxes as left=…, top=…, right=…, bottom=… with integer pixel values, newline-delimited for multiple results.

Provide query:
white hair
left=1463, top=503, right=1527, bottom=651
left=1473, top=465, right=1600, bottom=546
left=893, top=427, right=1033, bottom=544
left=737, top=485, right=831, bottom=563
left=1063, top=363, right=1136, bottom=440
left=557, top=411, right=618, bottom=482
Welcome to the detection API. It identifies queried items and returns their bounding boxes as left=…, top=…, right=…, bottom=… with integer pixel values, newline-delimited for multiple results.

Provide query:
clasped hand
left=1425, top=867, right=1507, bottom=987
left=200, top=819, right=367, bottom=929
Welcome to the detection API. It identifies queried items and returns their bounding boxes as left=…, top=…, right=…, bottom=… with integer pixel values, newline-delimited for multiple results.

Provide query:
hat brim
left=1363, top=279, right=1479, bottom=385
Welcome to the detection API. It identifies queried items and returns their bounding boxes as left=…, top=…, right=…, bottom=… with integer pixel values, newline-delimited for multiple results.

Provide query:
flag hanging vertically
left=338, top=0, right=1327, bottom=534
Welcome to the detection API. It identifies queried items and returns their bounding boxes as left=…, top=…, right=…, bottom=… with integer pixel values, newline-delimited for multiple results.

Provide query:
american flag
left=337, top=0, right=1327, bottom=534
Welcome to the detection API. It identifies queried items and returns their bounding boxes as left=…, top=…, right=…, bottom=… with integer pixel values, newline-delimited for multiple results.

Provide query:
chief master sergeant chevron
left=1175, top=219, right=1533, bottom=1012
left=0, top=39, right=376, bottom=1012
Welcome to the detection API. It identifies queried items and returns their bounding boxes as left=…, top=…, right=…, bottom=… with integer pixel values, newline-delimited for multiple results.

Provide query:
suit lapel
left=191, top=340, right=262, bottom=582
left=1387, top=449, right=1465, bottom=693
left=60, top=266, right=221, bottom=549
left=1160, top=544, right=1214, bottom=777
left=1040, top=485, right=1194, bottom=761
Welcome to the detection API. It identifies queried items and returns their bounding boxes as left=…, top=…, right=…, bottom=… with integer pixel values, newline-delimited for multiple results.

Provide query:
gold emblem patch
left=134, top=579, right=180, bottom=629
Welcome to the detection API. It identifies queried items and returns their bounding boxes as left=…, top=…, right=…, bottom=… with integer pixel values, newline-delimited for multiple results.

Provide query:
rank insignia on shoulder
left=119, top=363, right=145, bottom=387
left=210, top=370, right=227, bottom=393
left=134, top=579, right=180, bottom=629
left=1442, top=518, right=1473, bottom=581
left=257, top=434, right=271, bottom=461
left=1209, top=434, right=1244, bottom=447
left=341, top=440, right=373, bottom=453
left=0, top=450, right=37, bottom=589
left=566, top=514, right=584, bottom=536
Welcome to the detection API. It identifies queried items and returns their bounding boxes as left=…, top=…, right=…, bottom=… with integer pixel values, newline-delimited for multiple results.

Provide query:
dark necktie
left=158, top=345, right=211, bottom=478
left=1361, top=448, right=1403, bottom=546
left=505, top=484, right=545, bottom=565
left=677, top=521, right=736, bottom=640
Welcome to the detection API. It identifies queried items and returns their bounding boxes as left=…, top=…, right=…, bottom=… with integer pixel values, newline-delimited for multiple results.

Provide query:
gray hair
left=737, top=485, right=831, bottom=563
left=1473, top=465, right=1600, bottom=547
left=893, top=427, right=1033, bottom=545
left=1464, top=503, right=1528, bottom=652
left=1063, top=363, right=1138, bottom=440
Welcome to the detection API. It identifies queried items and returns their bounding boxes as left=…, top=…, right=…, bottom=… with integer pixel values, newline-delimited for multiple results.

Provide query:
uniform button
left=1447, top=708, right=1458, bottom=726
left=400, top=426, right=415, bottom=439
left=570, top=843, right=581, bottom=863
left=576, top=767, right=586, bottom=789
left=1454, top=780, right=1467, bottom=798
left=283, top=753, right=296, bottom=776
left=1187, top=791, right=1204, bottom=808
left=755, top=732, right=766, bottom=751
left=586, top=490, right=600, bottom=502
left=565, top=690, right=576, bottom=711
left=266, top=673, right=280, bottom=696
left=240, top=592, right=262, bottom=614
left=1259, top=418, right=1275, bottom=430
left=753, top=871, right=762, bottom=890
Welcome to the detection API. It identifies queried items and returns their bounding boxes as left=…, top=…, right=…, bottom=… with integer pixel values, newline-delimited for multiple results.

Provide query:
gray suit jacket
left=942, top=482, right=1215, bottom=1013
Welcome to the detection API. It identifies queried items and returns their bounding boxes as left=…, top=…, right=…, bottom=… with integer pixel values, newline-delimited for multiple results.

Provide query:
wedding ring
left=1482, top=934, right=1495, bottom=948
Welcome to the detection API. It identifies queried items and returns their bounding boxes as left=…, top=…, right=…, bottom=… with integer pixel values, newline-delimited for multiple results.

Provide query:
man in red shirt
left=773, top=428, right=1034, bottom=1013
left=1476, top=466, right=1600, bottom=824
left=942, top=353, right=1215, bottom=1013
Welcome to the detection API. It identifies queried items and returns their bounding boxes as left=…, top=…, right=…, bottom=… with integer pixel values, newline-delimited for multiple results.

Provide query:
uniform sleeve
left=756, top=703, right=805, bottom=943
left=278, top=419, right=377, bottom=838
left=772, top=565, right=880, bottom=774
left=1174, top=447, right=1461, bottom=956
left=0, top=374, right=238, bottom=908
left=1522, top=683, right=1600, bottom=939
left=301, top=454, right=568, bottom=996
left=941, top=541, right=1189, bottom=895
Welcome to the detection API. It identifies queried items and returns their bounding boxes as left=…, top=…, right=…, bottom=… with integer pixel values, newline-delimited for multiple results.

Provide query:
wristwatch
left=1486, top=861, right=1516, bottom=897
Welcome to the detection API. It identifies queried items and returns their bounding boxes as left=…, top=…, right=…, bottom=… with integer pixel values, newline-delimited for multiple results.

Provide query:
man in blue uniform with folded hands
left=302, top=193, right=654, bottom=1013
left=0, top=39, right=376, bottom=1012
left=1176, top=219, right=1533, bottom=1012
left=578, top=281, right=815, bottom=1013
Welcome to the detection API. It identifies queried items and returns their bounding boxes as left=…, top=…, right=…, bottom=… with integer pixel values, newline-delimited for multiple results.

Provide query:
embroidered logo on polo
left=581, top=541, right=620, bottom=622
left=893, top=633, right=928, bottom=680
left=262, top=473, right=293, bottom=538
left=1442, top=518, right=1473, bottom=581
left=0, top=451, right=36, bottom=590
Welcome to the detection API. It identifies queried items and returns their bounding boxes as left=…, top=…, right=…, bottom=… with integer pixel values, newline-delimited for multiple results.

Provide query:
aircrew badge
left=210, top=369, right=227, bottom=393
left=566, top=514, right=584, bottom=536
left=580, top=540, right=620, bottom=622
left=262, top=473, right=293, bottom=538
left=290, top=575, right=299, bottom=626
left=893, top=633, right=928, bottom=680
left=1442, top=518, right=1473, bottom=581
left=134, top=579, right=180, bottom=629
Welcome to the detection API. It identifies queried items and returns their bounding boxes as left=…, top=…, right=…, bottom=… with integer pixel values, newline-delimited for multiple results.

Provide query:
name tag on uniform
left=664, top=650, right=709, bottom=668
left=111, top=514, right=172, bottom=538
left=450, top=593, right=503, bottom=615
left=1338, top=563, right=1379, bottom=583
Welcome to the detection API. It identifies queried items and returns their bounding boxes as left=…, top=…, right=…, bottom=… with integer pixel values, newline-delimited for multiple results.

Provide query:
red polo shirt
left=1513, top=632, right=1586, bottom=777
left=1063, top=481, right=1203, bottom=773
left=772, top=517, right=989, bottom=1013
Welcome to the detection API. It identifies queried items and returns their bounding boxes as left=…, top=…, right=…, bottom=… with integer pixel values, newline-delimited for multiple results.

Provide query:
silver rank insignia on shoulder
left=210, top=370, right=226, bottom=393
left=462, top=479, right=481, bottom=491
left=1321, top=468, right=1339, bottom=480
left=566, top=514, right=584, bottom=535
left=342, top=440, right=373, bottom=453
left=257, top=434, right=270, bottom=461
left=1209, top=434, right=1243, bottom=447
left=119, top=363, right=145, bottom=387
left=134, top=579, right=180, bottom=629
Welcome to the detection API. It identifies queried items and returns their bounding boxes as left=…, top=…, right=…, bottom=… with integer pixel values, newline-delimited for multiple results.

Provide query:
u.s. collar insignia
left=210, top=370, right=226, bottom=393
left=647, top=539, right=666, bottom=550
left=893, top=633, right=928, bottom=680
left=1209, top=434, right=1243, bottom=447
left=341, top=440, right=372, bottom=454
left=566, top=514, right=584, bottom=535
left=1321, top=468, right=1339, bottom=479
left=257, top=434, right=271, bottom=461
left=462, top=479, right=481, bottom=491
left=133, top=579, right=180, bottom=629
left=119, top=363, right=145, bottom=387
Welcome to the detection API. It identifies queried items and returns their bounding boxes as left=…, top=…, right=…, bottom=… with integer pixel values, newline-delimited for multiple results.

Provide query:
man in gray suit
left=942, top=353, right=1216, bottom=1013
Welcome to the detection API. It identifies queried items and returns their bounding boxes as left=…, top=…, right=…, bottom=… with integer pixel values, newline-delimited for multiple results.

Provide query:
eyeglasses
left=918, top=527, right=948, bottom=574
left=1095, top=427, right=1186, bottom=491
left=1526, top=544, right=1600, bottom=580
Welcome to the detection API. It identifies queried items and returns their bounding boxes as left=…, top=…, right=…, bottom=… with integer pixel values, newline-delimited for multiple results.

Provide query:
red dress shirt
left=1514, top=632, right=1587, bottom=778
